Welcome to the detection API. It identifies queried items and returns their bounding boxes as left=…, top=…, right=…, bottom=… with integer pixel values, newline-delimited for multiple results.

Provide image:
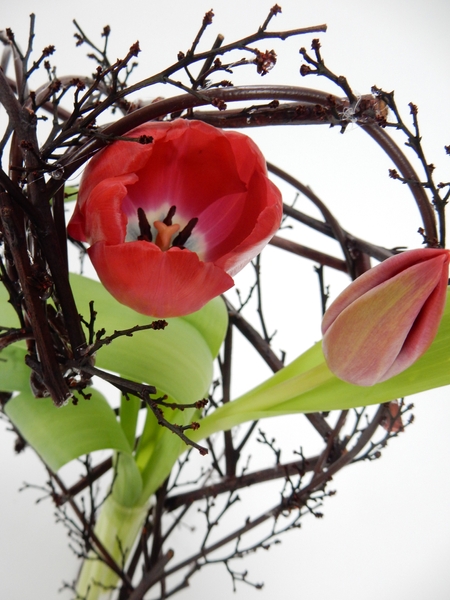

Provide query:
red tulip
left=321, top=248, right=450, bottom=386
left=68, top=120, right=282, bottom=317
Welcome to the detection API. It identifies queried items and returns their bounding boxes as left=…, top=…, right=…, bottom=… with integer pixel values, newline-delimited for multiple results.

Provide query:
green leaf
left=112, top=452, right=143, bottom=507
left=0, top=345, right=31, bottom=392
left=0, top=288, right=24, bottom=330
left=70, top=274, right=224, bottom=403
left=119, top=395, right=141, bottom=448
left=182, top=295, right=228, bottom=358
left=76, top=495, right=148, bottom=600
left=70, top=273, right=227, bottom=499
left=5, top=388, right=132, bottom=471
left=135, top=403, right=202, bottom=504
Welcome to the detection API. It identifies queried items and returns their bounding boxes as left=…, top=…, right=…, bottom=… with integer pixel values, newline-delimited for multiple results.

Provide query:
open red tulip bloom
left=68, top=120, right=282, bottom=317
left=321, top=248, right=450, bottom=386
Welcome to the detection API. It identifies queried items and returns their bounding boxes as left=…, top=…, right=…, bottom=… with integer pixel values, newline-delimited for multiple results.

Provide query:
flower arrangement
left=1, top=3, right=449, bottom=599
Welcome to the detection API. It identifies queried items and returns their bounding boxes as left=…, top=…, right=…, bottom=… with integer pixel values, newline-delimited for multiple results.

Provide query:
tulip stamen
left=137, top=207, right=153, bottom=242
left=135, top=205, right=198, bottom=251
left=163, top=205, right=177, bottom=226
left=172, top=217, right=199, bottom=249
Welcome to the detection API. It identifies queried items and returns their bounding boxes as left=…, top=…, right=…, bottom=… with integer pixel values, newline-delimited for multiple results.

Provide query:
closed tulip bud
left=321, top=248, right=450, bottom=386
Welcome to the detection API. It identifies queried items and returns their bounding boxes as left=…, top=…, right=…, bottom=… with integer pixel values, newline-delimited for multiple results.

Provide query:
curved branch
left=164, top=454, right=321, bottom=512
left=47, top=85, right=437, bottom=245
left=269, top=235, right=348, bottom=272
left=281, top=202, right=393, bottom=262
left=362, top=124, right=438, bottom=246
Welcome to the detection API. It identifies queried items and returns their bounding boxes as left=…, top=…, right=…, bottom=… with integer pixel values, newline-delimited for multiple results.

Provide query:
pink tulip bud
left=321, top=248, right=450, bottom=386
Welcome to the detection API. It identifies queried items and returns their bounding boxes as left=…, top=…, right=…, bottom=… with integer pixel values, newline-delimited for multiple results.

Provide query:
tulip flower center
left=133, top=205, right=199, bottom=252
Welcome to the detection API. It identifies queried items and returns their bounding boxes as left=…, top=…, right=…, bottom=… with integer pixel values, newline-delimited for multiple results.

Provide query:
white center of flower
left=125, top=203, right=206, bottom=258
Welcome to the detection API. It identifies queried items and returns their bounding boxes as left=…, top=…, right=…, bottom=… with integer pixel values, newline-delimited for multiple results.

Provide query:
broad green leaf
left=112, top=452, right=143, bottom=507
left=0, top=274, right=227, bottom=400
left=182, top=295, right=228, bottom=358
left=119, top=395, right=141, bottom=448
left=70, top=274, right=223, bottom=403
left=0, top=287, right=23, bottom=330
left=5, top=388, right=132, bottom=471
left=135, top=404, right=202, bottom=504
left=0, top=345, right=30, bottom=392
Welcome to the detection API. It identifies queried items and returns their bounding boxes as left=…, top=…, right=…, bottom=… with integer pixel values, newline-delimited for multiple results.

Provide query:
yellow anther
left=153, top=220, right=180, bottom=251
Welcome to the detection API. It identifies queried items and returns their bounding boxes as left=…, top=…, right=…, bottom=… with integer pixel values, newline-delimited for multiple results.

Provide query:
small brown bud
left=300, top=64, right=312, bottom=76
left=203, top=10, right=214, bottom=25
left=129, top=41, right=140, bottom=57
left=211, top=98, right=227, bottom=111
left=42, top=45, right=55, bottom=56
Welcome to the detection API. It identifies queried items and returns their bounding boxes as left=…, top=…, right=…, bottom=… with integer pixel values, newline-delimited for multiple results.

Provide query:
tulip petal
left=322, top=249, right=449, bottom=335
left=75, top=123, right=174, bottom=207
left=213, top=176, right=283, bottom=275
left=88, top=241, right=233, bottom=317
left=127, top=121, right=248, bottom=217
left=70, top=174, right=138, bottom=244
left=322, top=250, right=450, bottom=385
left=382, top=260, right=449, bottom=379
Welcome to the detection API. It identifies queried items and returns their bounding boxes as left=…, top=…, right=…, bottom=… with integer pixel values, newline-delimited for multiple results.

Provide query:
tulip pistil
left=153, top=220, right=181, bottom=251
left=136, top=205, right=199, bottom=252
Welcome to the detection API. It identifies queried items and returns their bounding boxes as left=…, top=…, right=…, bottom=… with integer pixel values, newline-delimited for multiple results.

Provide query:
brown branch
left=362, top=124, right=438, bottom=246
left=165, top=454, right=320, bottom=512
left=281, top=202, right=393, bottom=262
left=46, top=86, right=343, bottom=195
left=311, top=410, right=348, bottom=476
left=0, top=192, right=70, bottom=405
left=269, top=235, right=348, bottom=272
left=48, top=85, right=437, bottom=251
left=268, top=162, right=359, bottom=278
left=128, top=550, right=174, bottom=600
left=163, top=405, right=385, bottom=583
left=220, top=324, right=239, bottom=477
left=53, top=457, right=113, bottom=505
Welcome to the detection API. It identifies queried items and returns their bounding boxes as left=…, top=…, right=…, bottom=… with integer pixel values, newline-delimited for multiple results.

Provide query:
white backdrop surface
left=1, top=1, right=450, bottom=599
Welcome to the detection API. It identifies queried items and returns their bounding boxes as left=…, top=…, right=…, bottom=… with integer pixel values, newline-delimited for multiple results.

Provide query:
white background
left=1, top=1, right=450, bottom=599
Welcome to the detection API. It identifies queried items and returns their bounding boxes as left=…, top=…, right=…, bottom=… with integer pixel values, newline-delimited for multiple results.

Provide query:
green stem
left=76, top=496, right=149, bottom=600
